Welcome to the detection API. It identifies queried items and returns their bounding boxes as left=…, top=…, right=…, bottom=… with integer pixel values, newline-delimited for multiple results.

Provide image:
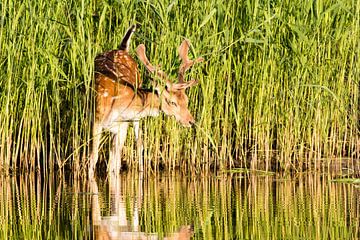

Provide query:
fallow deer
left=89, top=25, right=203, bottom=177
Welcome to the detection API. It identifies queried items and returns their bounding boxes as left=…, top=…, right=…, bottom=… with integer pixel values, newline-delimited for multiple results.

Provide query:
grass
left=0, top=0, right=359, bottom=175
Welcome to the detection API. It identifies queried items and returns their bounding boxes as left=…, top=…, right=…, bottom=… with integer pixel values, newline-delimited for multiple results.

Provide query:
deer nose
left=181, top=118, right=195, bottom=127
left=186, top=118, right=195, bottom=128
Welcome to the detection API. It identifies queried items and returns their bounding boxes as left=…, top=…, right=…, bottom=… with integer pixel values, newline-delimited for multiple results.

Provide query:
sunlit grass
left=0, top=0, right=359, bottom=174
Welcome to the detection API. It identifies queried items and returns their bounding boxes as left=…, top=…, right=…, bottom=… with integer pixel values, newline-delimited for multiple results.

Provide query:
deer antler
left=136, top=41, right=203, bottom=91
left=178, top=39, right=204, bottom=83
left=136, top=44, right=170, bottom=82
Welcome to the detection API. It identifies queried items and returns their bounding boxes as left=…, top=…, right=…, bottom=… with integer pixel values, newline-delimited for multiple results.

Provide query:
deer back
left=94, top=49, right=145, bottom=124
left=95, top=49, right=142, bottom=89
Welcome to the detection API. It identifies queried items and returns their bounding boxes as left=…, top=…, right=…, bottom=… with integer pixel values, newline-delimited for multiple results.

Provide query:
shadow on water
left=0, top=172, right=359, bottom=239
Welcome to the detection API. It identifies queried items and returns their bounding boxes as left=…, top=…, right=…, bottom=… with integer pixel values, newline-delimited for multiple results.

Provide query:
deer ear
left=169, top=79, right=199, bottom=91
left=154, top=86, right=161, bottom=94
left=187, top=79, right=199, bottom=87
left=154, top=82, right=171, bottom=96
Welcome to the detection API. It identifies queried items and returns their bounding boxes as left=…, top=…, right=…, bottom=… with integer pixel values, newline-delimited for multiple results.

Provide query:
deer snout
left=180, top=115, right=195, bottom=127
left=189, top=118, right=195, bottom=126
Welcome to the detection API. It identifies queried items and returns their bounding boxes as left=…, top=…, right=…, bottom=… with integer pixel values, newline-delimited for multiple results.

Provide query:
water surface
left=0, top=172, right=359, bottom=239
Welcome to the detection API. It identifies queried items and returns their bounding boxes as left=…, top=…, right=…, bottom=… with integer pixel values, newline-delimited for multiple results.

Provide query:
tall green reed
left=0, top=0, right=358, bottom=174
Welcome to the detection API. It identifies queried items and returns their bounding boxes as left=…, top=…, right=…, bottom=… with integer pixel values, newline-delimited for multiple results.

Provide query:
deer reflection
left=89, top=173, right=193, bottom=240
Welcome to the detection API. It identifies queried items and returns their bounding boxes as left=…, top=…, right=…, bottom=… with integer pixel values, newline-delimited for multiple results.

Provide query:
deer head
left=136, top=40, right=203, bottom=127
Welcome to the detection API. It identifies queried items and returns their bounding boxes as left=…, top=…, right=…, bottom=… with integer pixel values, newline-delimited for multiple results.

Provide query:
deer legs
left=90, top=121, right=145, bottom=177
left=89, top=123, right=103, bottom=178
left=133, top=121, right=144, bottom=172
left=89, top=121, right=129, bottom=177
left=109, top=122, right=144, bottom=174
left=109, top=122, right=129, bottom=175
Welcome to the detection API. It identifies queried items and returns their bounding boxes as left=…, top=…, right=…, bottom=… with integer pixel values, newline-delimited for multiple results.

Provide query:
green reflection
left=0, top=173, right=359, bottom=239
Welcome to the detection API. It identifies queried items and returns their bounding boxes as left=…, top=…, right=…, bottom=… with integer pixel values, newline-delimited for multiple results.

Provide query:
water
left=0, top=172, right=359, bottom=239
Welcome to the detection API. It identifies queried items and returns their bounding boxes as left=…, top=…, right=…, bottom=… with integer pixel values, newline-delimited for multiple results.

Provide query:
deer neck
left=136, top=90, right=161, bottom=118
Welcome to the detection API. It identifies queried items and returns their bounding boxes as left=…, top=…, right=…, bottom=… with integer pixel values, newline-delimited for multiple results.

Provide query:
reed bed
left=0, top=0, right=359, bottom=175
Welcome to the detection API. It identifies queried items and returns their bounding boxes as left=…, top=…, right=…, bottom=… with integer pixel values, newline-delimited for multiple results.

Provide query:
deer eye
left=166, top=98, right=177, bottom=107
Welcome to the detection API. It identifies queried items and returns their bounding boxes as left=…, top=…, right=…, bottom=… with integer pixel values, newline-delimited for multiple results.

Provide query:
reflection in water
left=89, top=173, right=193, bottom=239
left=89, top=175, right=140, bottom=239
left=0, top=173, right=359, bottom=239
